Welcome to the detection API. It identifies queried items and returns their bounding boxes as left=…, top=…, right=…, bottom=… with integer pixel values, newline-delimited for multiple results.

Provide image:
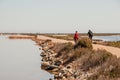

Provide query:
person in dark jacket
left=74, top=31, right=79, bottom=43
left=88, top=30, right=93, bottom=40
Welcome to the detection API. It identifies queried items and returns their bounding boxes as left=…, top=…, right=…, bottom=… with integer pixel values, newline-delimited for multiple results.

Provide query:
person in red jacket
left=74, top=31, right=79, bottom=43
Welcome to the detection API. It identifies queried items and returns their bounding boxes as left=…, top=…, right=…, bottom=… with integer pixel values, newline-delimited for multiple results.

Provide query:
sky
left=0, top=0, right=120, bottom=33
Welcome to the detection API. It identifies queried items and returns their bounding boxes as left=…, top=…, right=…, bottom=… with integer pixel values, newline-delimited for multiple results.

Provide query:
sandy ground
left=37, top=35, right=74, bottom=43
left=9, top=35, right=120, bottom=57
left=93, top=44, right=120, bottom=58
left=37, top=35, right=120, bottom=58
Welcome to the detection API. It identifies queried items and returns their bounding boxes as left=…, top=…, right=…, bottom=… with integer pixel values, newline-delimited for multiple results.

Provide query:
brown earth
left=37, top=35, right=120, bottom=58
left=9, top=35, right=120, bottom=57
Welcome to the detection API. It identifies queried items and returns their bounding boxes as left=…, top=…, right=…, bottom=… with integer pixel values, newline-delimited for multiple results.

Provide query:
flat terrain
left=37, top=35, right=120, bottom=57
left=9, top=35, right=120, bottom=57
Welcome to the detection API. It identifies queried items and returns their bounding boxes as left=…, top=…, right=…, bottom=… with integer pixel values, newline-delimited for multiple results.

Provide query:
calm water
left=0, top=36, right=53, bottom=80
left=93, top=35, right=120, bottom=41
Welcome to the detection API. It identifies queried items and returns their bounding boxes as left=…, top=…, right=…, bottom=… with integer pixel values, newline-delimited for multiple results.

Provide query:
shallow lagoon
left=93, top=35, right=120, bottom=41
left=0, top=36, right=53, bottom=80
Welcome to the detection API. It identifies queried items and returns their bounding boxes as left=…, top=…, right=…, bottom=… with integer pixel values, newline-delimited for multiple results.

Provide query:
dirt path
left=9, top=35, right=120, bottom=57
left=37, top=35, right=120, bottom=57
left=92, top=44, right=120, bottom=57
left=37, top=35, right=74, bottom=43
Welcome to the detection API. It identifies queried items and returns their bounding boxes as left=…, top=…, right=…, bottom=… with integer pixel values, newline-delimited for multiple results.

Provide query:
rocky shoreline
left=31, top=36, right=93, bottom=80
left=9, top=35, right=120, bottom=80
left=32, top=39, right=74, bottom=80
left=32, top=36, right=120, bottom=80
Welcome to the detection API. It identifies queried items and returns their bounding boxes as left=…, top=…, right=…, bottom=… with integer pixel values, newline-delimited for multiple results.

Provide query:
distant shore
left=1, top=33, right=120, bottom=36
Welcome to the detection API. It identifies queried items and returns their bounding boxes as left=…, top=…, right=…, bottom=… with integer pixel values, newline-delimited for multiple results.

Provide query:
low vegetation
left=88, top=56, right=120, bottom=80
left=74, top=38, right=93, bottom=49
left=46, top=34, right=74, bottom=40
left=104, top=41, right=120, bottom=48
left=94, top=41, right=120, bottom=48
left=51, top=38, right=120, bottom=80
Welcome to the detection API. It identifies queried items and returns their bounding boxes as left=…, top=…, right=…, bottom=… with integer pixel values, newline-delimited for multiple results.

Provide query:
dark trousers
left=89, top=35, right=93, bottom=40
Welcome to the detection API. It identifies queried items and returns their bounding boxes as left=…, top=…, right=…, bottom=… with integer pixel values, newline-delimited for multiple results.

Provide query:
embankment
left=9, top=35, right=120, bottom=80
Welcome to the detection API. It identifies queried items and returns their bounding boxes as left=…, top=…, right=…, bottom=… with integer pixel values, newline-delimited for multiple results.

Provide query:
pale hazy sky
left=0, top=0, right=120, bottom=33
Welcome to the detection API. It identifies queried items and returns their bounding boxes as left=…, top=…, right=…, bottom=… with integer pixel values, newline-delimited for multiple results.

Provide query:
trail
left=93, top=44, right=120, bottom=57
left=37, top=35, right=120, bottom=57
left=9, top=35, right=120, bottom=57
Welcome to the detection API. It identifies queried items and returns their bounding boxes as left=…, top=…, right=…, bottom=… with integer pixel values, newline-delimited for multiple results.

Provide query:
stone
left=45, top=65, right=57, bottom=70
left=41, top=62, right=50, bottom=69
left=42, top=46, right=49, bottom=51
left=40, top=53, right=46, bottom=57
left=54, top=74, right=59, bottom=79
left=49, top=78, right=53, bottom=80
left=41, top=51, right=46, bottom=55
left=39, top=47, right=42, bottom=50
left=51, top=67, right=60, bottom=72
left=54, top=60, right=62, bottom=66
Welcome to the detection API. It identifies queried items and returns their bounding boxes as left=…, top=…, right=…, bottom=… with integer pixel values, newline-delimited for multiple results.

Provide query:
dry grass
left=80, top=50, right=112, bottom=71
left=55, top=42, right=73, bottom=57
left=74, top=38, right=93, bottom=49
left=88, top=56, right=120, bottom=80
left=51, top=43, right=67, bottom=53
left=45, top=34, right=74, bottom=40
left=105, top=41, right=120, bottom=48
left=50, top=37, right=120, bottom=80
left=93, top=41, right=120, bottom=48
left=52, top=38, right=93, bottom=65
left=70, top=49, right=120, bottom=80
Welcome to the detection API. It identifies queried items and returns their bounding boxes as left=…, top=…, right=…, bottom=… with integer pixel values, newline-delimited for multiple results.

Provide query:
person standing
left=74, top=31, right=79, bottom=43
left=88, top=30, right=93, bottom=40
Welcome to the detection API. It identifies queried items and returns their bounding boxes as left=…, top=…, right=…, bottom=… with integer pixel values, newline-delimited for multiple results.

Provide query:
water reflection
left=0, top=36, right=53, bottom=80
